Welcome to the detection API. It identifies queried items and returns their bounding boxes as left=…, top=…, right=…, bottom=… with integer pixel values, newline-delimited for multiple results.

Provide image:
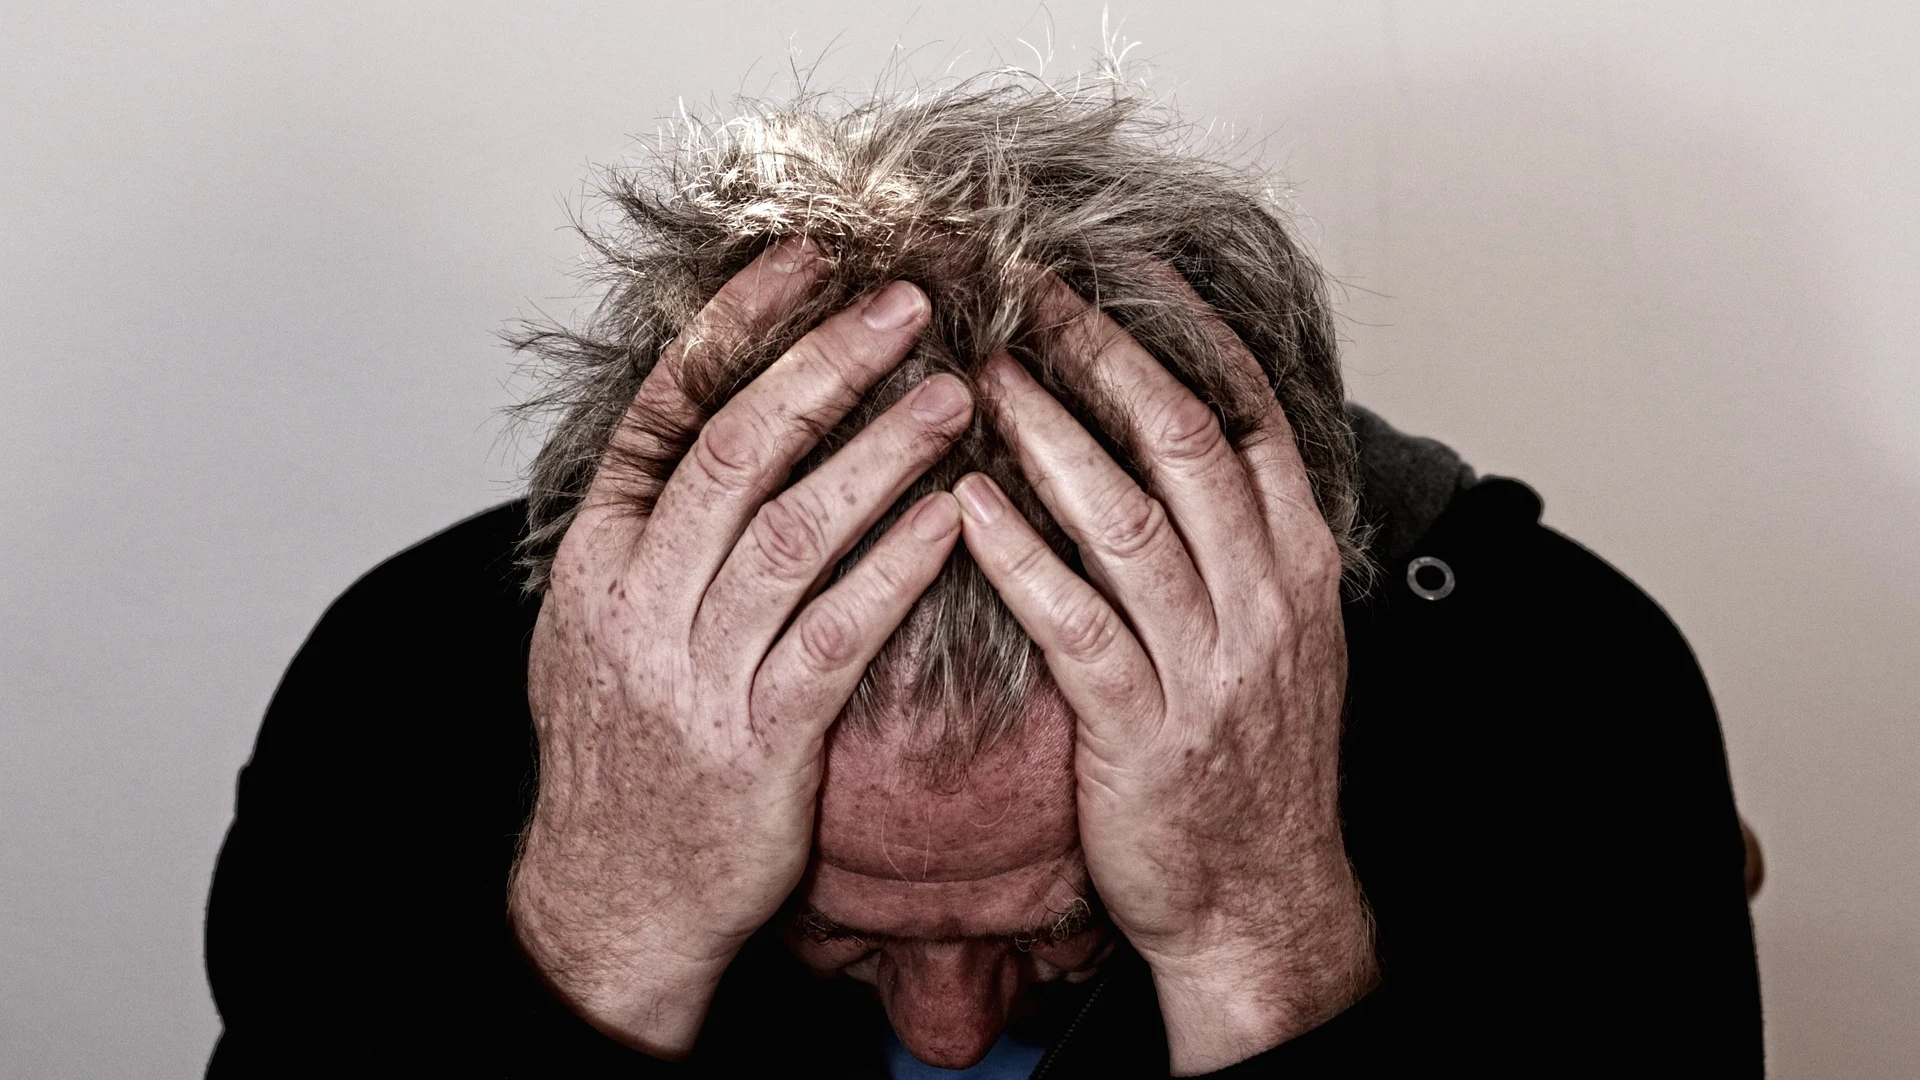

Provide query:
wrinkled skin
left=508, top=242, right=1376, bottom=1073
left=792, top=695, right=1106, bottom=1069
left=952, top=284, right=1377, bottom=1068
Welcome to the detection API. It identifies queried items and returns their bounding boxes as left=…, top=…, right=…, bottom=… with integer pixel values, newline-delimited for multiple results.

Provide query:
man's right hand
left=508, top=240, right=970, bottom=1057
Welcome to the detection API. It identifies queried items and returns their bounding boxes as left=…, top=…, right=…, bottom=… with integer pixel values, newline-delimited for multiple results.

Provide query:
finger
left=641, top=279, right=932, bottom=607
left=585, top=237, right=828, bottom=520
left=1131, top=262, right=1325, bottom=541
left=751, top=493, right=962, bottom=744
left=1237, top=396, right=1335, bottom=559
left=1029, top=278, right=1274, bottom=590
left=694, top=373, right=973, bottom=663
left=953, top=472, right=1163, bottom=744
left=979, top=353, right=1214, bottom=651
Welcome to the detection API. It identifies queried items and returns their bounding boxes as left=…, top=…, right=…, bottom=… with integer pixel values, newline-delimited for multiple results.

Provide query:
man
left=205, top=76, right=1762, bottom=1077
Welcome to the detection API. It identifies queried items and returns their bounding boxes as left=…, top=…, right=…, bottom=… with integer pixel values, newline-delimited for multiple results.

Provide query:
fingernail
left=910, top=375, right=970, bottom=424
left=861, top=281, right=926, bottom=330
left=954, top=474, right=1005, bottom=524
left=911, top=493, right=961, bottom=540
left=766, top=237, right=816, bottom=273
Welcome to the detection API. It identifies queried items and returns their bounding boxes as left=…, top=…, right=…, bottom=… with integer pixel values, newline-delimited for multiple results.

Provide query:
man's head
left=516, top=72, right=1359, bottom=1065
left=797, top=692, right=1093, bottom=1066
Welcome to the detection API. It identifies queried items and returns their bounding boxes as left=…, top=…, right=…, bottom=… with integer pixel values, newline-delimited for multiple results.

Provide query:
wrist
left=1144, top=908, right=1377, bottom=1074
left=508, top=861, right=743, bottom=1059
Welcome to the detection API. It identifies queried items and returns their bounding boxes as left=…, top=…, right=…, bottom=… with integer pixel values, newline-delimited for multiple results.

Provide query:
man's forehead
left=815, top=701, right=1078, bottom=883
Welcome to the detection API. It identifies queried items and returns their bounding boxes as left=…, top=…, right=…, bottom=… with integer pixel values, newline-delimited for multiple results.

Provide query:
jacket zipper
left=1027, top=976, right=1110, bottom=1080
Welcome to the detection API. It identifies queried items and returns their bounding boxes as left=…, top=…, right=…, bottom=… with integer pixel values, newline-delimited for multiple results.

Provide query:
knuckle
left=749, top=494, right=830, bottom=577
left=1004, top=532, right=1059, bottom=579
left=1093, top=487, right=1171, bottom=558
left=780, top=329, right=831, bottom=370
left=785, top=330, right=864, bottom=398
left=861, top=544, right=914, bottom=596
left=796, top=600, right=862, bottom=670
left=1152, top=393, right=1228, bottom=464
left=688, top=411, right=766, bottom=492
left=1051, top=592, right=1121, bottom=661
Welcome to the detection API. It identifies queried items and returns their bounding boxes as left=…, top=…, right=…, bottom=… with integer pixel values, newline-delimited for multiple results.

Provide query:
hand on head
left=511, top=238, right=968, bottom=1057
left=955, top=277, right=1377, bottom=1072
left=509, top=241, right=1374, bottom=1072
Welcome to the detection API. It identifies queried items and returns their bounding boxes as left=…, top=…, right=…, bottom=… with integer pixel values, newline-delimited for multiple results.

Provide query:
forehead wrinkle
left=806, top=854, right=1090, bottom=940
left=816, top=694, right=1078, bottom=881
left=798, top=900, right=1090, bottom=945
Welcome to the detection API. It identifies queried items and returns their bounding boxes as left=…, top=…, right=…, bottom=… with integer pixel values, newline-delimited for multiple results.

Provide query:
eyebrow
left=794, top=896, right=1097, bottom=950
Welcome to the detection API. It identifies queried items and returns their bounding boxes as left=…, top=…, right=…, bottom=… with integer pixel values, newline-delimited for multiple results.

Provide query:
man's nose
left=877, top=938, right=1024, bottom=1069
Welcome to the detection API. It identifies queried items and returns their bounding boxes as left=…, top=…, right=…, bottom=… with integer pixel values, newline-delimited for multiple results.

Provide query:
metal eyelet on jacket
left=1406, top=555, right=1456, bottom=600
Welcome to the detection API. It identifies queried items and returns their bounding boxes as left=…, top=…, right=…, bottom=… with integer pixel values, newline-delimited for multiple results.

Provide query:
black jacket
left=205, top=413, right=1762, bottom=1076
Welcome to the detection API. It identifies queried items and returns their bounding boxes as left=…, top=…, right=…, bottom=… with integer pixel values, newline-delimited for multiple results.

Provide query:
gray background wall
left=4, top=2, right=1915, bottom=1075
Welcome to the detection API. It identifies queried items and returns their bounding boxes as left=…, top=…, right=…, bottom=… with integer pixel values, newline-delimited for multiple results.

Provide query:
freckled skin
left=512, top=250, right=1375, bottom=1075
left=507, top=248, right=977, bottom=1060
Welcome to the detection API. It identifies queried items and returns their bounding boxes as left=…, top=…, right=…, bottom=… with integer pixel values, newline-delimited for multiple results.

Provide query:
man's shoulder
left=265, top=500, right=540, bottom=751
left=340, top=499, right=532, bottom=604
left=1343, top=409, right=1720, bottom=805
left=307, top=500, right=537, bottom=647
left=240, top=499, right=539, bottom=823
left=1345, top=404, right=1665, bottom=629
left=1350, top=450, right=1696, bottom=693
left=1347, top=403, right=1481, bottom=571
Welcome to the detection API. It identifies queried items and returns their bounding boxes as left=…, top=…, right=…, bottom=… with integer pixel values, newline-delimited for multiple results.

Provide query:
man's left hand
left=953, top=280, right=1377, bottom=1074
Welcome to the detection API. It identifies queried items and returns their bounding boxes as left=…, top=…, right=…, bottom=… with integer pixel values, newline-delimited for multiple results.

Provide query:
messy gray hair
left=512, top=72, right=1360, bottom=771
